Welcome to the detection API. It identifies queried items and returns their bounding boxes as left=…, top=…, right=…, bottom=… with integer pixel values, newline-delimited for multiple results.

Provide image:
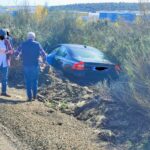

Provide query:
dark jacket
left=16, top=39, right=46, bottom=66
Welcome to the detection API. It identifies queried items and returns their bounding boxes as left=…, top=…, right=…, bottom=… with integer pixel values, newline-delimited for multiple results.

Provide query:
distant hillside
left=49, top=3, right=140, bottom=12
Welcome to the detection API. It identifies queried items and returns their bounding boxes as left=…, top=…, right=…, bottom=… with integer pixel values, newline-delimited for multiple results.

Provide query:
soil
left=0, top=87, right=107, bottom=150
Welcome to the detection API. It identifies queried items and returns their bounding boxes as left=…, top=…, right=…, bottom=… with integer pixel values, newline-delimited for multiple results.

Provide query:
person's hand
left=39, top=56, right=43, bottom=63
left=15, top=55, right=20, bottom=61
left=5, top=50, right=14, bottom=54
left=9, top=50, right=14, bottom=54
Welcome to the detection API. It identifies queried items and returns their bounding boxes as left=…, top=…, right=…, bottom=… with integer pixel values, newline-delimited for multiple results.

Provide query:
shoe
left=1, top=93, right=11, bottom=97
left=27, top=98, right=32, bottom=102
left=33, top=96, right=37, bottom=100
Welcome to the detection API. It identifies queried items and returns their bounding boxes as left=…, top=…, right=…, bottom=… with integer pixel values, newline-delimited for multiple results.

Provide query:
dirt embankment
left=2, top=63, right=150, bottom=150
left=37, top=67, right=150, bottom=150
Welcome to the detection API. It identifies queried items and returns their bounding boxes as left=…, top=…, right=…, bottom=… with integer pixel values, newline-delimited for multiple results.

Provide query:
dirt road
left=0, top=125, right=17, bottom=150
left=0, top=87, right=106, bottom=150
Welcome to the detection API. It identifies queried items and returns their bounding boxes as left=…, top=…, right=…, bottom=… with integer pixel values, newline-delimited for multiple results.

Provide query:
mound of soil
left=37, top=66, right=150, bottom=150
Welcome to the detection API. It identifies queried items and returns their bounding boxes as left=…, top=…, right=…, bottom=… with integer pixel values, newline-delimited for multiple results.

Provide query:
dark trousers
left=24, top=66, right=39, bottom=99
left=0, top=66, right=8, bottom=94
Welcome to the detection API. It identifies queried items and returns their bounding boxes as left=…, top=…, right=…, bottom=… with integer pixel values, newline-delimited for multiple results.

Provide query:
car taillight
left=115, top=64, right=121, bottom=72
left=72, top=61, right=85, bottom=70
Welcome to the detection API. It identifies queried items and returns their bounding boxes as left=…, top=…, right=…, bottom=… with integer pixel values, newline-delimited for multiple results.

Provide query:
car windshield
left=70, top=46, right=107, bottom=61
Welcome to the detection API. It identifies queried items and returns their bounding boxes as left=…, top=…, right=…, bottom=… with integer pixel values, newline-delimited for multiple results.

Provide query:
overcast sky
left=0, top=0, right=139, bottom=6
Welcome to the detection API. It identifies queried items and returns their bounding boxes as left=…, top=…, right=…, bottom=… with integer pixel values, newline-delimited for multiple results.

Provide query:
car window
left=56, top=46, right=68, bottom=57
left=70, top=46, right=108, bottom=61
left=51, top=47, right=60, bottom=54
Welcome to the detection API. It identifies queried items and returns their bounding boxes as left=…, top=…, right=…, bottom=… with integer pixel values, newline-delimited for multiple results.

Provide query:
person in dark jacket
left=0, top=29, right=13, bottom=97
left=16, top=32, right=46, bottom=101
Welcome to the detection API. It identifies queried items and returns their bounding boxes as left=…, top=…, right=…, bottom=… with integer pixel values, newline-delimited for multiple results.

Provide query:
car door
left=47, top=47, right=60, bottom=65
left=54, top=46, right=68, bottom=69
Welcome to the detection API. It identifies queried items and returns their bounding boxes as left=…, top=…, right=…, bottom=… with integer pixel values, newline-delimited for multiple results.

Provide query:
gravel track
left=0, top=88, right=106, bottom=150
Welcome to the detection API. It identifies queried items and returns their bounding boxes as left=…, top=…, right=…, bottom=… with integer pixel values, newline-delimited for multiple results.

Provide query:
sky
left=0, top=0, right=139, bottom=6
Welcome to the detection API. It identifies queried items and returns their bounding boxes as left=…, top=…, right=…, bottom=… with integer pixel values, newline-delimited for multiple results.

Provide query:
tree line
left=49, top=3, right=140, bottom=12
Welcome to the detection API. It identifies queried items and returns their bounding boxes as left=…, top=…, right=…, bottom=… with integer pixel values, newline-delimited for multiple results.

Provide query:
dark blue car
left=47, top=44, right=121, bottom=80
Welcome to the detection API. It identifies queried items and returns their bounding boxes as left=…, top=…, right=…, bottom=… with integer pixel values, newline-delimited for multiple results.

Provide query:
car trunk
left=72, top=57, right=118, bottom=80
left=84, top=62, right=115, bottom=72
left=74, top=57, right=114, bottom=71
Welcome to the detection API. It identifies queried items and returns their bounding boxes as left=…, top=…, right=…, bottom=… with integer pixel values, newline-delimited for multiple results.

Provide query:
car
left=47, top=44, right=121, bottom=81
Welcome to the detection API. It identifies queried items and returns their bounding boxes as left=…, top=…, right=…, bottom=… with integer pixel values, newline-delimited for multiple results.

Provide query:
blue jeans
left=0, top=66, right=8, bottom=94
left=24, top=66, right=39, bottom=99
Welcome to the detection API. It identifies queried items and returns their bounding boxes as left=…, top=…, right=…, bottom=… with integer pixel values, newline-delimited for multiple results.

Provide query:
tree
left=34, top=5, right=48, bottom=23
